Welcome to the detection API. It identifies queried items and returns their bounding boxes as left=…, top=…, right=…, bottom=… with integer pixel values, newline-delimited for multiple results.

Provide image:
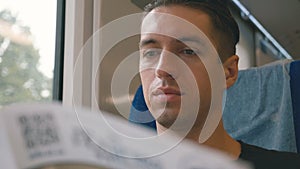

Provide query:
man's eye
left=143, top=49, right=161, bottom=58
left=182, top=49, right=196, bottom=55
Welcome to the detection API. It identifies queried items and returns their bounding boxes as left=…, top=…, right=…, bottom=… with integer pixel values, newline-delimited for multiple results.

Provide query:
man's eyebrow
left=139, top=37, right=204, bottom=48
left=139, top=38, right=157, bottom=48
left=176, top=37, right=204, bottom=45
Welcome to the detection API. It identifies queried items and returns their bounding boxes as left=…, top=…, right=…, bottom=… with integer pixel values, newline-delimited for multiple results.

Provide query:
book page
left=0, top=114, right=18, bottom=169
left=0, top=103, right=252, bottom=169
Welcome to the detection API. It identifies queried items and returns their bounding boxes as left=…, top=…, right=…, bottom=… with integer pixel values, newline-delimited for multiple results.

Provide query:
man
left=138, top=0, right=300, bottom=168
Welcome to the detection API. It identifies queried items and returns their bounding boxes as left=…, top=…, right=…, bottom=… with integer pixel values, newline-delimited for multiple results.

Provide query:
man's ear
left=223, top=55, right=239, bottom=89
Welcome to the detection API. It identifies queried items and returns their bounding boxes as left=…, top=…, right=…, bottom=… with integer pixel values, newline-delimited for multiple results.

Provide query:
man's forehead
left=140, top=13, right=211, bottom=50
left=141, top=12, right=205, bottom=40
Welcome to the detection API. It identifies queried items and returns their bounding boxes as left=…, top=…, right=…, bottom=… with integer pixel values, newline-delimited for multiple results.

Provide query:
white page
left=0, top=113, right=18, bottom=169
left=0, top=102, right=252, bottom=169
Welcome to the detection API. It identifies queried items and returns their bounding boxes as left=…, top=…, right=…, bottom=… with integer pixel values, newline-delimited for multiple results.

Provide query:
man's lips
left=153, top=87, right=183, bottom=95
left=151, top=87, right=184, bottom=102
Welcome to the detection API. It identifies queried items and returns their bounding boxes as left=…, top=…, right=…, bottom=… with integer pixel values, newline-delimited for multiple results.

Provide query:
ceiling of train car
left=131, top=0, right=300, bottom=60
left=239, top=0, right=300, bottom=59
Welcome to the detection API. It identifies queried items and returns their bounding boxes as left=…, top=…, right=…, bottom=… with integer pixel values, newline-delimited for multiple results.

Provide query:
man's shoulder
left=239, top=141, right=300, bottom=169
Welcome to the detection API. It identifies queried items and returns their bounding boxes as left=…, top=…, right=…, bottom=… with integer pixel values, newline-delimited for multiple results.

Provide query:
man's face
left=139, top=5, right=219, bottom=130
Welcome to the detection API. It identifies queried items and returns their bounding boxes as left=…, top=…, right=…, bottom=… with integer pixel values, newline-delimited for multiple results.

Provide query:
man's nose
left=155, top=50, right=178, bottom=80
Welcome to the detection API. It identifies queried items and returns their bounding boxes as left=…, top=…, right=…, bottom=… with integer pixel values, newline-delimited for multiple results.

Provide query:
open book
left=0, top=102, right=251, bottom=169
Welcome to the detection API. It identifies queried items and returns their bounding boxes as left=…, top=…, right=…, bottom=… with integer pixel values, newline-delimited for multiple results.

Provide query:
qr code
left=18, top=113, right=60, bottom=150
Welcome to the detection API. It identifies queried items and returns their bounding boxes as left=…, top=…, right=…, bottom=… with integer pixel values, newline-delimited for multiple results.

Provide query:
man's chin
left=155, top=110, right=199, bottom=132
left=154, top=110, right=179, bottom=129
left=156, top=116, right=196, bottom=135
left=156, top=118, right=176, bottom=129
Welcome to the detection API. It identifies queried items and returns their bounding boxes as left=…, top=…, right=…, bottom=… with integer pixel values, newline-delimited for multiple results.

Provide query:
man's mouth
left=152, top=87, right=184, bottom=102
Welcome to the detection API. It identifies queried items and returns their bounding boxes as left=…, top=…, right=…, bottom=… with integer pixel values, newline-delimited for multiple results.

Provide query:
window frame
left=52, top=0, right=66, bottom=101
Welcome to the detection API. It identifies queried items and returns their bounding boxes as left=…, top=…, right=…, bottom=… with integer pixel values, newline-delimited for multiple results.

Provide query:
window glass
left=0, top=0, right=57, bottom=107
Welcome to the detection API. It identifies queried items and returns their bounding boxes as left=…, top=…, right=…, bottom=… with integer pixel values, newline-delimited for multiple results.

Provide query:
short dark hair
left=143, top=0, right=240, bottom=61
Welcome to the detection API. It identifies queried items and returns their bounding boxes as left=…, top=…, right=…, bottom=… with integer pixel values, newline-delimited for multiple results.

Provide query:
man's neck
left=203, top=121, right=241, bottom=159
left=156, top=121, right=241, bottom=159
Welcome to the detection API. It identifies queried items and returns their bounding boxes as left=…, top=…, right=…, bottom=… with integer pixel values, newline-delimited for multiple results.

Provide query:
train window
left=0, top=0, right=63, bottom=107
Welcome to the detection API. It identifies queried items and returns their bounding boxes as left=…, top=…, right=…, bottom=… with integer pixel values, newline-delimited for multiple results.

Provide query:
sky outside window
left=0, top=0, right=57, bottom=106
left=0, top=0, right=57, bottom=78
